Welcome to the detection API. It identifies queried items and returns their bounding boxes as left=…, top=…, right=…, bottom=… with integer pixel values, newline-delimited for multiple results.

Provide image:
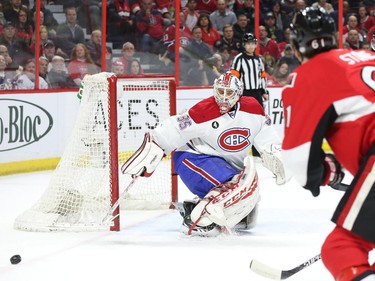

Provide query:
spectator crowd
left=0, top=0, right=374, bottom=89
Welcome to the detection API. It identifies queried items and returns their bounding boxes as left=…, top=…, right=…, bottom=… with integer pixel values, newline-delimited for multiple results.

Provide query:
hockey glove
left=322, top=154, right=345, bottom=189
left=121, top=132, right=164, bottom=177
left=261, top=144, right=289, bottom=185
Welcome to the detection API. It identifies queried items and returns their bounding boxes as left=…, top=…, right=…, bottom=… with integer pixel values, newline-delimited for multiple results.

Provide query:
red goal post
left=14, top=73, right=178, bottom=232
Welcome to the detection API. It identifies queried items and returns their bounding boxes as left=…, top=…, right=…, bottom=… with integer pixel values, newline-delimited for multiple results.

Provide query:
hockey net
left=14, top=72, right=177, bottom=232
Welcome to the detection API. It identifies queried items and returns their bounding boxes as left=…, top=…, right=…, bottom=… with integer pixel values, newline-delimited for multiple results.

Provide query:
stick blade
left=250, top=259, right=282, bottom=280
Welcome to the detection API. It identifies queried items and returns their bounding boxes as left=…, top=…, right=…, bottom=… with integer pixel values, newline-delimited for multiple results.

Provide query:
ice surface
left=0, top=163, right=357, bottom=281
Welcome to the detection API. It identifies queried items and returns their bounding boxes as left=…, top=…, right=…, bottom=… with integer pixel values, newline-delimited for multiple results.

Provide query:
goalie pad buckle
left=121, top=132, right=164, bottom=177
left=190, top=156, right=260, bottom=230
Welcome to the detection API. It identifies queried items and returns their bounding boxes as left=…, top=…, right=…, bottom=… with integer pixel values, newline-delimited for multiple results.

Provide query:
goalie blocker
left=121, top=132, right=164, bottom=177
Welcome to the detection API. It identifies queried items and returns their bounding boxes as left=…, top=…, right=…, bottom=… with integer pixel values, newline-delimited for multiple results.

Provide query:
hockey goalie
left=122, top=72, right=289, bottom=236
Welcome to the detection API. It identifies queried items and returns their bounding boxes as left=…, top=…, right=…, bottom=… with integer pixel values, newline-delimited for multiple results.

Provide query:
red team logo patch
left=218, top=128, right=251, bottom=151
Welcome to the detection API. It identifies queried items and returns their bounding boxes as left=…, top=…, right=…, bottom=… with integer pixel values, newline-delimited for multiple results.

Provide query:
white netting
left=14, top=73, right=175, bottom=232
left=116, top=78, right=174, bottom=210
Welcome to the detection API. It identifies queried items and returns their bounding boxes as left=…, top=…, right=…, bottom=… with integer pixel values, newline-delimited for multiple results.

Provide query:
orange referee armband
left=229, top=69, right=241, bottom=78
left=261, top=71, right=267, bottom=78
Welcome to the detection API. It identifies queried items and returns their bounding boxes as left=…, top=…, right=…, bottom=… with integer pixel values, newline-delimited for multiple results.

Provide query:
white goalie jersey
left=152, top=96, right=282, bottom=172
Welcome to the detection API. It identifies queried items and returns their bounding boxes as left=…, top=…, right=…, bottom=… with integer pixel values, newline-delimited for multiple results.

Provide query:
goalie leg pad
left=121, top=132, right=164, bottom=177
left=191, top=156, right=260, bottom=229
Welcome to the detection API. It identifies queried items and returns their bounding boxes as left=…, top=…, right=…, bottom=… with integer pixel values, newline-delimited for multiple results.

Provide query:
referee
left=230, top=33, right=269, bottom=107
left=231, top=33, right=268, bottom=157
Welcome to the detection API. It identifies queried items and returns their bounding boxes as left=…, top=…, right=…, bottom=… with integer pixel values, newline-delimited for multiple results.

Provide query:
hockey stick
left=250, top=254, right=321, bottom=280
left=102, top=175, right=139, bottom=224
left=248, top=183, right=348, bottom=279
left=330, top=182, right=349, bottom=192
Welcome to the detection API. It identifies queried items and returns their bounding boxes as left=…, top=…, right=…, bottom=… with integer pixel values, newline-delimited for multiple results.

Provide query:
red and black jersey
left=282, top=49, right=375, bottom=190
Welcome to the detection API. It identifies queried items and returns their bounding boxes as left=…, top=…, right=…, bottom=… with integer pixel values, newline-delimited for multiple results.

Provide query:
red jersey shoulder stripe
left=239, top=96, right=265, bottom=116
left=188, top=96, right=222, bottom=124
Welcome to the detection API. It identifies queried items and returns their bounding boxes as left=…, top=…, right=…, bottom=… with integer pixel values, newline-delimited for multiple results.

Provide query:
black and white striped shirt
left=231, top=53, right=267, bottom=90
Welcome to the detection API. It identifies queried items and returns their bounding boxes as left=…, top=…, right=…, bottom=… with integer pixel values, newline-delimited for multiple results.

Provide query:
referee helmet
left=242, top=33, right=257, bottom=46
left=291, top=6, right=337, bottom=58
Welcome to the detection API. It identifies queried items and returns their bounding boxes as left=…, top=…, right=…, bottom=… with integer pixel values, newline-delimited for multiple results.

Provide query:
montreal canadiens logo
left=217, top=128, right=251, bottom=152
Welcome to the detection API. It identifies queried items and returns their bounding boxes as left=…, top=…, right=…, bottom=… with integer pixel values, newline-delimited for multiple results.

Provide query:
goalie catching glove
left=260, top=144, right=289, bottom=185
left=121, top=132, right=164, bottom=177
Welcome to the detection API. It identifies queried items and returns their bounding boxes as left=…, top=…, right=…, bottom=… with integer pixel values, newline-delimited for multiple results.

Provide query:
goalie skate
left=179, top=200, right=221, bottom=237
left=233, top=202, right=259, bottom=230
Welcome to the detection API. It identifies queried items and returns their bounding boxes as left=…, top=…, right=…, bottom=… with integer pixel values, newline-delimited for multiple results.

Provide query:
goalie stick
left=250, top=254, right=321, bottom=280
left=102, top=174, right=140, bottom=224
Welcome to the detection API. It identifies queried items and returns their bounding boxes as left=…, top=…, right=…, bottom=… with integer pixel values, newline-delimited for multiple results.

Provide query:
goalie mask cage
left=14, top=72, right=178, bottom=232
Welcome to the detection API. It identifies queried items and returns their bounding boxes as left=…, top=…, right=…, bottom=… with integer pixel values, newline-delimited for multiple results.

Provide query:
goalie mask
left=213, top=72, right=243, bottom=114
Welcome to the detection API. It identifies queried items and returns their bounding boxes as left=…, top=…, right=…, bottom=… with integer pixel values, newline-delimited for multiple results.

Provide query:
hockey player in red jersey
left=282, top=7, right=375, bottom=281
